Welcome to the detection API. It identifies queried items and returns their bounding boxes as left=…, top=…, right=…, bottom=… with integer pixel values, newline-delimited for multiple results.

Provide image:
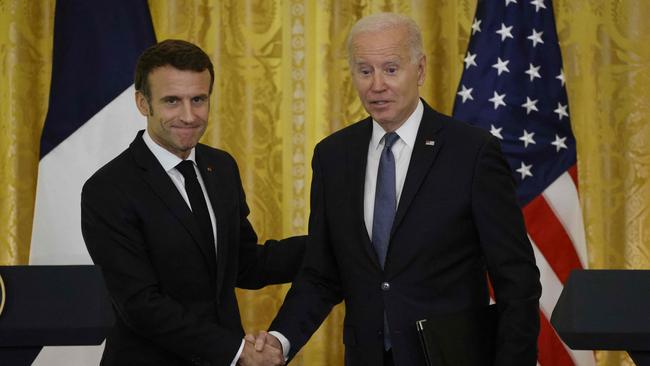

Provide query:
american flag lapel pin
left=425, top=140, right=435, bottom=146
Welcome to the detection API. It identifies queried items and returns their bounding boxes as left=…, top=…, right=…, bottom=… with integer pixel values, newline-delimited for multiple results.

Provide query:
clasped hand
left=237, top=331, right=284, bottom=366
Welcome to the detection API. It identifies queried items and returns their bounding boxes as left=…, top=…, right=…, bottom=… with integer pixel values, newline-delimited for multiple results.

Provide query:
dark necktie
left=372, top=132, right=399, bottom=351
left=176, top=161, right=215, bottom=253
left=372, top=132, right=399, bottom=268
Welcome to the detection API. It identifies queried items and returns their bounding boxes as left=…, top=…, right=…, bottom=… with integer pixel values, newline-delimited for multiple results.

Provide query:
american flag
left=451, top=1, right=594, bottom=365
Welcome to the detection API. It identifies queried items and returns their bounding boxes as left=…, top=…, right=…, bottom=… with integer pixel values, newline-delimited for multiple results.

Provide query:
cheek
left=156, top=108, right=177, bottom=122
left=352, top=79, right=369, bottom=96
left=196, top=105, right=210, bottom=120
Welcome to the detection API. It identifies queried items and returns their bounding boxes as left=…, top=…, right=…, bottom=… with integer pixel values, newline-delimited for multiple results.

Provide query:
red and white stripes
left=524, top=166, right=595, bottom=366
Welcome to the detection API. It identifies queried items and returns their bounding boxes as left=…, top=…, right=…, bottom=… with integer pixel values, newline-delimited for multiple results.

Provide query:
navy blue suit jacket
left=270, top=102, right=541, bottom=365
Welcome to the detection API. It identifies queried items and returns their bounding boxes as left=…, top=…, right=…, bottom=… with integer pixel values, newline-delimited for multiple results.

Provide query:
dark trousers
left=384, top=349, right=394, bottom=366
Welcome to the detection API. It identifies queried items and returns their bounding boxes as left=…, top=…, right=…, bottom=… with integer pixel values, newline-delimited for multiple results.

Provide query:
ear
left=417, top=55, right=426, bottom=86
left=135, top=91, right=150, bottom=116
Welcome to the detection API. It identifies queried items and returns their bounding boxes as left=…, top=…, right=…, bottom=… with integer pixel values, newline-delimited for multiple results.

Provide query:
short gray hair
left=347, top=12, right=424, bottom=67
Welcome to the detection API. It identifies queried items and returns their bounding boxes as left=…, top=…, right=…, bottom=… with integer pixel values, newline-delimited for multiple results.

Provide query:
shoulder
left=427, top=107, right=493, bottom=147
left=316, top=117, right=372, bottom=152
left=195, top=143, right=238, bottom=170
left=84, top=147, right=133, bottom=189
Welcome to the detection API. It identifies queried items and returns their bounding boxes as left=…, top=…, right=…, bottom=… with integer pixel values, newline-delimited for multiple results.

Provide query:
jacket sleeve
left=268, top=144, right=344, bottom=359
left=471, top=136, right=542, bottom=366
left=81, top=177, right=242, bottom=365
left=226, top=154, right=307, bottom=289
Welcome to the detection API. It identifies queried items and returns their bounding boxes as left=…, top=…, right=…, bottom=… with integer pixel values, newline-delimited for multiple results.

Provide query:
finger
left=244, top=334, right=255, bottom=343
left=254, top=331, right=268, bottom=351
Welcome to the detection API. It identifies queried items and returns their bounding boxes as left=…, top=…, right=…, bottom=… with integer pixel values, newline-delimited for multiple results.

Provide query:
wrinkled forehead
left=350, top=28, right=411, bottom=63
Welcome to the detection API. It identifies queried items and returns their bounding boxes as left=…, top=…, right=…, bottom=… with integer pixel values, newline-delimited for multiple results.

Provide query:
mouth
left=171, top=124, right=202, bottom=130
left=369, top=100, right=392, bottom=106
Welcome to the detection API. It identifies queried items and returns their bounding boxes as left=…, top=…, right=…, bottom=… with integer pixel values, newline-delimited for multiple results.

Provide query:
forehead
left=351, top=26, right=410, bottom=63
left=147, top=66, right=211, bottom=95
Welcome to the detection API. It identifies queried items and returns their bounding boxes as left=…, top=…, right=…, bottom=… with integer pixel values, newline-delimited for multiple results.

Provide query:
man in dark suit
left=81, top=40, right=303, bottom=366
left=252, top=13, right=542, bottom=366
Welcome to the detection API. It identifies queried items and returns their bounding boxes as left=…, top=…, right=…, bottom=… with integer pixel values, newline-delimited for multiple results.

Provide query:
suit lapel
left=347, top=119, right=382, bottom=267
left=130, top=132, right=217, bottom=276
left=196, top=148, right=229, bottom=296
left=392, top=104, right=445, bottom=236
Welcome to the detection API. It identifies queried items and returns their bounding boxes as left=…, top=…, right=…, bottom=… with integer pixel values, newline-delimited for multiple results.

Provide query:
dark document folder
left=416, top=304, right=497, bottom=366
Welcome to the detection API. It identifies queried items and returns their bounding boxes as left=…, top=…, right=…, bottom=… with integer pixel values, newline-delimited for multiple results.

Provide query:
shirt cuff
left=268, top=331, right=290, bottom=360
left=230, top=339, right=245, bottom=366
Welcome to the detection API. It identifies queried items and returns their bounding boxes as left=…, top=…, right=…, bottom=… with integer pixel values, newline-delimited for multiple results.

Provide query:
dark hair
left=134, top=39, right=214, bottom=100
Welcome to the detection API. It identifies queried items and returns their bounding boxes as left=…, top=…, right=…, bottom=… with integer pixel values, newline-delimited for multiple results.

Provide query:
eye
left=357, top=67, right=372, bottom=76
left=162, top=97, right=179, bottom=105
left=385, top=66, right=398, bottom=75
left=192, top=96, right=208, bottom=104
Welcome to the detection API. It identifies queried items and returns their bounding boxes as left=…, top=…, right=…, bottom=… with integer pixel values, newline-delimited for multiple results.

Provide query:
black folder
left=416, top=304, right=497, bottom=366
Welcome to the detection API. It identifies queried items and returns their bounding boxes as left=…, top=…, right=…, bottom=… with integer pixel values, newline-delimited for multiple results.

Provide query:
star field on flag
left=452, top=0, right=576, bottom=206
left=451, top=1, right=595, bottom=365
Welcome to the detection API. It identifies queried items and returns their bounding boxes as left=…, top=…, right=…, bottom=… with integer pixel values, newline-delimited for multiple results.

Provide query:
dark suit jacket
left=270, top=101, right=541, bottom=366
left=81, top=131, right=305, bottom=366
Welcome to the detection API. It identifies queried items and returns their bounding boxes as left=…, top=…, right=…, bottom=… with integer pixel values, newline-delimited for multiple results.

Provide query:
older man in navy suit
left=252, top=13, right=541, bottom=366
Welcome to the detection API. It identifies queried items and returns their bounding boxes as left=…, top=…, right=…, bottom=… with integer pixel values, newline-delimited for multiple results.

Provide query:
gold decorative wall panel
left=0, top=0, right=54, bottom=265
left=1, top=0, right=649, bottom=364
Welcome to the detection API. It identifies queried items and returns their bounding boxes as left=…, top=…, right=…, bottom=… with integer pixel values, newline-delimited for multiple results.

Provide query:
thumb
left=254, top=330, right=269, bottom=352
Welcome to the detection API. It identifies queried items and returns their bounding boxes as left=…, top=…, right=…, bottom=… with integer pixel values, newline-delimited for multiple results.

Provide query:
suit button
left=381, top=282, right=390, bottom=291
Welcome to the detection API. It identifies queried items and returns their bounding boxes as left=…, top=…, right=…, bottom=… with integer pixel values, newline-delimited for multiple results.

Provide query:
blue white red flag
left=29, top=0, right=155, bottom=364
left=452, top=1, right=594, bottom=365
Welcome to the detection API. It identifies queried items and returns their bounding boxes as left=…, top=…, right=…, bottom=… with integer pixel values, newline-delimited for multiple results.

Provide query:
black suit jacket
left=270, top=101, right=541, bottom=365
left=81, top=131, right=305, bottom=366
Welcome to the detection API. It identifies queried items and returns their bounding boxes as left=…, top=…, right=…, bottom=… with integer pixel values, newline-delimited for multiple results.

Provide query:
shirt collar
left=370, top=99, right=423, bottom=150
left=143, top=129, right=197, bottom=172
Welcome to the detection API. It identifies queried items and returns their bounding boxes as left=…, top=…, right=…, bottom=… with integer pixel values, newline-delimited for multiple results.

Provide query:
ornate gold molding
left=0, top=272, right=5, bottom=318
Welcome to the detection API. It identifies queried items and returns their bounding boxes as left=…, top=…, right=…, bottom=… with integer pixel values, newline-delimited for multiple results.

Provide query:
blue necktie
left=372, top=132, right=399, bottom=351
left=372, top=132, right=399, bottom=268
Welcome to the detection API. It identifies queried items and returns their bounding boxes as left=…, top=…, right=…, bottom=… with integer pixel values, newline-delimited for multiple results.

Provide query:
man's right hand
left=238, top=336, right=284, bottom=366
left=252, top=331, right=282, bottom=353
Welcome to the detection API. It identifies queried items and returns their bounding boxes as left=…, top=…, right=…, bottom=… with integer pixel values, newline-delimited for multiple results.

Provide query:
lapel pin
left=206, top=166, right=214, bottom=172
left=425, top=140, right=435, bottom=146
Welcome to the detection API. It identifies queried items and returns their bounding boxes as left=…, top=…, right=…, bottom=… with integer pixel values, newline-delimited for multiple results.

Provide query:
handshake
left=237, top=331, right=286, bottom=366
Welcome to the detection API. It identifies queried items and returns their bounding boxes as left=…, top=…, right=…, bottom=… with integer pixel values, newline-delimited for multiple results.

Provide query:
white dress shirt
left=272, top=100, right=424, bottom=358
left=143, top=131, right=244, bottom=365
left=364, top=100, right=423, bottom=240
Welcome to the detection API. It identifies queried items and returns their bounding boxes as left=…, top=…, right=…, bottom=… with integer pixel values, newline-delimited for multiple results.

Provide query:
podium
left=551, top=270, right=650, bottom=365
left=0, top=265, right=114, bottom=365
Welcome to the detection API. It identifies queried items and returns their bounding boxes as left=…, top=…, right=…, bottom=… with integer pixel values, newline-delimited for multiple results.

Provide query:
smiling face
left=350, top=25, right=426, bottom=132
left=136, top=66, right=211, bottom=159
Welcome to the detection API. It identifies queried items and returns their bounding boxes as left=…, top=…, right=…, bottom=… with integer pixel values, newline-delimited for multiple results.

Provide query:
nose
left=371, top=72, right=387, bottom=92
left=179, top=100, right=195, bottom=123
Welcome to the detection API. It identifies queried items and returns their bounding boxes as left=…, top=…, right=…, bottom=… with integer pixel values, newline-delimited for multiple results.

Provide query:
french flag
left=29, top=0, right=154, bottom=363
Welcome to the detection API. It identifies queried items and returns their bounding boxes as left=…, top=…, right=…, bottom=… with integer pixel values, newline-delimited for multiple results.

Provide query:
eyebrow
left=159, top=93, right=209, bottom=101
